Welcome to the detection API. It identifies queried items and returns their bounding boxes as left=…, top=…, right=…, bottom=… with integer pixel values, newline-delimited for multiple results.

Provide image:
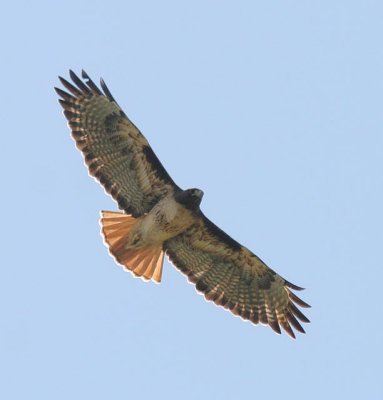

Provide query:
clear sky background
left=1, top=1, right=382, bottom=399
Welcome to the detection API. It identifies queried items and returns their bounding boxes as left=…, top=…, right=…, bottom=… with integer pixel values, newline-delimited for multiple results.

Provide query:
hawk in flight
left=55, top=70, right=310, bottom=338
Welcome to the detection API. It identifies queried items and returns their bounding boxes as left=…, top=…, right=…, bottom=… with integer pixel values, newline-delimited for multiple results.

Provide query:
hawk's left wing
left=165, top=214, right=310, bottom=338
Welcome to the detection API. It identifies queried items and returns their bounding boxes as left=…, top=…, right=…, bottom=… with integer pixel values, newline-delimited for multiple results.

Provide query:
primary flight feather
left=55, top=70, right=310, bottom=338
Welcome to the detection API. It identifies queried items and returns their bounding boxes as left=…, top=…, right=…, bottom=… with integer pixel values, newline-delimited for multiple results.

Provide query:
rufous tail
left=100, top=211, right=164, bottom=283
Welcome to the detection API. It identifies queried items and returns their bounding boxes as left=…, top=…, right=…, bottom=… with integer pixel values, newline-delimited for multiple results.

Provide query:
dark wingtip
left=81, top=69, right=89, bottom=79
left=284, top=279, right=305, bottom=291
left=58, top=75, right=82, bottom=96
left=58, top=76, right=67, bottom=85
left=81, top=70, right=103, bottom=95
left=100, top=77, right=116, bottom=102
left=69, top=70, right=90, bottom=93
left=68, top=69, right=77, bottom=84
left=54, top=86, right=74, bottom=101
left=69, top=69, right=77, bottom=79
left=58, top=98, right=70, bottom=109
left=286, top=327, right=296, bottom=339
left=269, top=320, right=282, bottom=335
left=287, top=289, right=311, bottom=309
left=289, top=303, right=311, bottom=324
left=286, top=311, right=306, bottom=334
left=279, top=319, right=296, bottom=339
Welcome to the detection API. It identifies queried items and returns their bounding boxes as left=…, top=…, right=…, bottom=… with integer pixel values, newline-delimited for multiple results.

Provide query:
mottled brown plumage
left=55, top=70, right=310, bottom=338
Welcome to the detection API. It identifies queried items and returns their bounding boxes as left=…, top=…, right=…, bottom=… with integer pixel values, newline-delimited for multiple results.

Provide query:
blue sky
left=1, top=1, right=382, bottom=399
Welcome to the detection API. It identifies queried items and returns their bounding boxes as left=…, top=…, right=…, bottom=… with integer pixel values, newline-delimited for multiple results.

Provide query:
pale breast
left=139, top=195, right=197, bottom=244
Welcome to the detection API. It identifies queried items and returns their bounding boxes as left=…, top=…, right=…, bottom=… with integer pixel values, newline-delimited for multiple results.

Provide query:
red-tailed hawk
left=55, top=70, right=310, bottom=338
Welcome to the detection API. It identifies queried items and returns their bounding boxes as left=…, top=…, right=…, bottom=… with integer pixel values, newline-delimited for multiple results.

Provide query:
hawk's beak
left=194, top=189, right=204, bottom=199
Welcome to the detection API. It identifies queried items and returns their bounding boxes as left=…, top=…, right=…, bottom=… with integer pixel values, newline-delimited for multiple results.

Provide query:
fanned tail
left=100, top=211, right=164, bottom=283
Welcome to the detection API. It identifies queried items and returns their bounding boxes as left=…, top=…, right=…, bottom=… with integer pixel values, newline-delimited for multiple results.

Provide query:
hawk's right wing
left=55, top=70, right=180, bottom=217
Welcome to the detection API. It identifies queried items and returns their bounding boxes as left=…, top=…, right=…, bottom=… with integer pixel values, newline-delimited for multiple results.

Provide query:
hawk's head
left=175, top=188, right=204, bottom=211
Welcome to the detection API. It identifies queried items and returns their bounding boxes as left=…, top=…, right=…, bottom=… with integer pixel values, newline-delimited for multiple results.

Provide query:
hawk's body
left=56, top=70, right=310, bottom=338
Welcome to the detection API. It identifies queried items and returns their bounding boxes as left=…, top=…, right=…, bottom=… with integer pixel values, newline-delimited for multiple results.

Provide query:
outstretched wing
left=165, top=214, right=310, bottom=338
left=55, top=70, right=179, bottom=217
